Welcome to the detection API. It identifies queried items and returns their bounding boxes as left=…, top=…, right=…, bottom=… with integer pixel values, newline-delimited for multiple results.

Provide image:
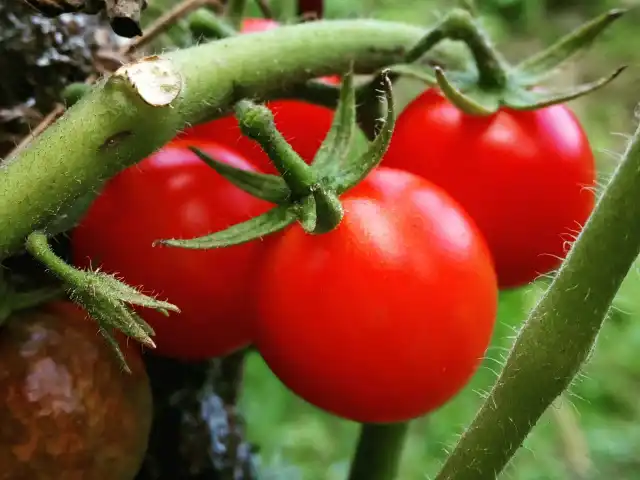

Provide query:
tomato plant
left=0, top=301, right=152, bottom=479
left=71, top=140, right=271, bottom=360
left=383, top=88, right=596, bottom=288
left=253, top=167, right=498, bottom=424
left=177, top=18, right=338, bottom=174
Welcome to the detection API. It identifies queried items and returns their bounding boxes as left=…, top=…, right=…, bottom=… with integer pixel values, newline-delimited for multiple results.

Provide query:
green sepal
left=99, top=327, right=130, bottom=373
left=312, top=70, right=357, bottom=178
left=386, top=64, right=436, bottom=85
left=434, top=67, right=498, bottom=116
left=158, top=205, right=297, bottom=249
left=70, top=282, right=157, bottom=346
left=506, top=66, right=627, bottom=111
left=330, top=70, right=396, bottom=194
left=190, top=146, right=291, bottom=204
left=515, top=9, right=626, bottom=84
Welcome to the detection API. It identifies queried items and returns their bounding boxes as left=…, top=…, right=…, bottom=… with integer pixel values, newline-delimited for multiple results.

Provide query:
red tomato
left=71, top=140, right=271, bottom=360
left=254, top=167, right=498, bottom=423
left=383, top=89, right=596, bottom=288
left=240, top=17, right=280, bottom=33
left=178, top=18, right=338, bottom=173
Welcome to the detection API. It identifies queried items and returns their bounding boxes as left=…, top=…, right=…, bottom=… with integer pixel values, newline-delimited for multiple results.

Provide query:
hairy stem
left=405, top=9, right=508, bottom=90
left=348, top=423, right=409, bottom=480
left=0, top=20, right=424, bottom=260
left=435, top=121, right=640, bottom=478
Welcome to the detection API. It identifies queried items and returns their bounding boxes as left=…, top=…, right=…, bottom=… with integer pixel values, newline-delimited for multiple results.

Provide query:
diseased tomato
left=0, top=301, right=152, bottom=479
left=177, top=18, right=338, bottom=174
left=71, top=140, right=271, bottom=360
left=254, top=167, right=498, bottom=423
left=383, top=88, right=596, bottom=288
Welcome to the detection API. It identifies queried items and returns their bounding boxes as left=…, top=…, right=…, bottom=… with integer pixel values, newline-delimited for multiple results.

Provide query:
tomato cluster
left=69, top=22, right=596, bottom=425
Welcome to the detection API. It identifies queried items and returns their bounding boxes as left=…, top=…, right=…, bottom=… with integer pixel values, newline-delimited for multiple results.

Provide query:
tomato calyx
left=390, top=7, right=626, bottom=115
left=157, top=69, right=395, bottom=250
left=24, top=231, right=180, bottom=371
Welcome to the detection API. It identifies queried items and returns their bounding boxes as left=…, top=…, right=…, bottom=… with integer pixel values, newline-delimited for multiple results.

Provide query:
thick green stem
left=435, top=121, right=640, bottom=478
left=348, top=423, right=409, bottom=480
left=0, top=20, right=424, bottom=261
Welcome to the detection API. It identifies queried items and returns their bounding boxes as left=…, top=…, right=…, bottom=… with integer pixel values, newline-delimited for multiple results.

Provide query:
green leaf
left=190, top=146, right=290, bottom=204
left=99, top=327, right=132, bottom=373
left=312, top=69, right=357, bottom=178
left=515, top=9, right=626, bottom=83
left=332, top=70, right=396, bottom=194
left=158, top=205, right=297, bottom=249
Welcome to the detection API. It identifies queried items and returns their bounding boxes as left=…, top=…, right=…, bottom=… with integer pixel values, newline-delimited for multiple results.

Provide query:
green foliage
left=238, top=0, right=640, bottom=478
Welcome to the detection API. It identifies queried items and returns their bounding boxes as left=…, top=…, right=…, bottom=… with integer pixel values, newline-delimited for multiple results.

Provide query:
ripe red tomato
left=72, top=140, right=271, bottom=360
left=254, top=167, right=498, bottom=423
left=240, top=17, right=280, bottom=33
left=177, top=18, right=338, bottom=173
left=0, top=301, right=152, bottom=479
left=383, top=89, right=596, bottom=288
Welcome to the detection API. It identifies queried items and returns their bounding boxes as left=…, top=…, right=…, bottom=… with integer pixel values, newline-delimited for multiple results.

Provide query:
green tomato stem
left=234, top=99, right=318, bottom=197
left=0, top=20, right=425, bottom=261
left=348, top=423, right=409, bottom=480
left=405, top=9, right=509, bottom=91
left=24, top=232, right=84, bottom=286
left=435, top=120, right=640, bottom=478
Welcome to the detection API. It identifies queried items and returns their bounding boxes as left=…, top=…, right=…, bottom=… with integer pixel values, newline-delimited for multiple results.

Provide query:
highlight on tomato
left=177, top=17, right=339, bottom=174
left=383, top=88, right=596, bottom=288
left=253, top=167, right=499, bottom=424
left=71, top=140, right=271, bottom=360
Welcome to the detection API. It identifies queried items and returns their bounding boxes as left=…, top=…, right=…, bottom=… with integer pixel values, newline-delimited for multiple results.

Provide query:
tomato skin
left=240, top=17, right=280, bottom=33
left=383, top=89, right=596, bottom=288
left=254, top=167, right=498, bottom=423
left=71, top=141, right=271, bottom=360
left=0, top=301, right=152, bottom=479
left=177, top=18, right=338, bottom=173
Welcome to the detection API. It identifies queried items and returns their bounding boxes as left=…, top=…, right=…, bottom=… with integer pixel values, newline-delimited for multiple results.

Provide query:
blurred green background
left=228, top=0, right=640, bottom=478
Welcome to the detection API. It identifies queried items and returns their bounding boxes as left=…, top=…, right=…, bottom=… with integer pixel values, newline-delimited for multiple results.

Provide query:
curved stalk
left=0, top=20, right=424, bottom=260
left=435, top=121, right=640, bottom=478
